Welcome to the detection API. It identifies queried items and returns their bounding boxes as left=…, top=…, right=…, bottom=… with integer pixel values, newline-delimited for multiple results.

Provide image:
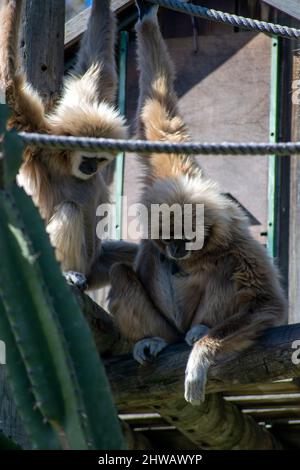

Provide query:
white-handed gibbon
left=108, top=1, right=287, bottom=405
left=0, top=0, right=137, bottom=289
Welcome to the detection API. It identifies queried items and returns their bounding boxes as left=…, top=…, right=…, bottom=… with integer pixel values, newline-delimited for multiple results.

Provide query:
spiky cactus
left=0, top=104, right=125, bottom=450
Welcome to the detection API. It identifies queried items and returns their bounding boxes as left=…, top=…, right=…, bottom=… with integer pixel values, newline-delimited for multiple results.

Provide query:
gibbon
left=108, top=2, right=287, bottom=405
left=0, top=0, right=137, bottom=289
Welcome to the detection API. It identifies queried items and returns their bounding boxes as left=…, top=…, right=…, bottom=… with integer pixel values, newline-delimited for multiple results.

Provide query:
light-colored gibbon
left=108, top=2, right=287, bottom=406
left=0, top=0, right=137, bottom=289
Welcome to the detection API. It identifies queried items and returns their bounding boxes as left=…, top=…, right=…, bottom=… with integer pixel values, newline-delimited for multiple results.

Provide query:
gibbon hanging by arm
left=0, top=0, right=137, bottom=289
left=108, top=1, right=287, bottom=405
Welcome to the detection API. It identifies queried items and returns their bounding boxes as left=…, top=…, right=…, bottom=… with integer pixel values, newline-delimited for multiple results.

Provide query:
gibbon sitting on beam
left=108, top=1, right=287, bottom=405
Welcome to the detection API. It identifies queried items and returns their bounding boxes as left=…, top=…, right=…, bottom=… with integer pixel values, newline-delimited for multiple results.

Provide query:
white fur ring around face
left=133, top=337, right=168, bottom=365
left=184, top=346, right=210, bottom=406
left=71, top=151, right=114, bottom=180
left=185, top=324, right=210, bottom=347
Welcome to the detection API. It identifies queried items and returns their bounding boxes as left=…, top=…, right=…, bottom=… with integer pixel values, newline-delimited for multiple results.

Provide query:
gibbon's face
left=150, top=201, right=226, bottom=262
left=152, top=211, right=199, bottom=261
left=71, top=150, right=115, bottom=180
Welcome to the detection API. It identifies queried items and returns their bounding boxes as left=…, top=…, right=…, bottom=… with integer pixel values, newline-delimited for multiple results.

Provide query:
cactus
left=0, top=105, right=125, bottom=450
left=0, top=431, right=22, bottom=450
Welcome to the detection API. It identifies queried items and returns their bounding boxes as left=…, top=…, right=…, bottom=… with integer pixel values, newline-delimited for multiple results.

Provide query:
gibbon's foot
left=185, top=324, right=210, bottom=347
left=135, top=0, right=158, bottom=20
left=63, top=271, right=88, bottom=291
left=133, top=337, right=168, bottom=365
left=184, top=346, right=211, bottom=406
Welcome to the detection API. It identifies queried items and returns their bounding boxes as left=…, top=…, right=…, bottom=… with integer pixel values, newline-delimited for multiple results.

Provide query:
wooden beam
left=21, top=0, right=65, bottom=109
left=105, top=324, right=300, bottom=408
left=150, top=397, right=282, bottom=450
left=262, top=0, right=300, bottom=20
left=76, top=298, right=300, bottom=406
left=65, top=0, right=134, bottom=50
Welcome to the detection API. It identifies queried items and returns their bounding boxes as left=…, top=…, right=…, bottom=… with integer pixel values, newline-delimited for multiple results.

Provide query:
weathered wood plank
left=21, top=0, right=65, bottom=108
left=105, top=324, right=300, bottom=408
left=223, top=379, right=299, bottom=396
left=65, top=0, right=134, bottom=49
left=262, top=0, right=300, bottom=20
left=225, top=393, right=300, bottom=406
left=243, top=405, right=300, bottom=420
left=149, top=396, right=282, bottom=450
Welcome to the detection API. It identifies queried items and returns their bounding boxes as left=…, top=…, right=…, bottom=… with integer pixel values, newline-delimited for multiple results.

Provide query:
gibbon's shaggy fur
left=0, top=0, right=137, bottom=288
left=108, top=5, right=287, bottom=405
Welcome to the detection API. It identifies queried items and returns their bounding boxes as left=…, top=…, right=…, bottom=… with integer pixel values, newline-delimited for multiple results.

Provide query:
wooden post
left=289, top=39, right=300, bottom=324
left=21, top=0, right=65, bottom=109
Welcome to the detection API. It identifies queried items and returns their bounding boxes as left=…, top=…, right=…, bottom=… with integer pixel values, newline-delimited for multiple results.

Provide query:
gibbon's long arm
left=108, top=262, right=181, bottom=343
left=0, top=0, right=21, bottom=97
left=135, top=6, right=178, bottom=137
left=135, top=5, right=198, bottom=185
left=72, top=0, right=118, bottom=104
left=0, top=0, right=46, bottom=132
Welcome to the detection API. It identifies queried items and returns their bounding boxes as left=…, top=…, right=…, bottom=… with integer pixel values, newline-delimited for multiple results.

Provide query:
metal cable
left=147, top=0, right=300, bottom=39
left=19, top=132, right=300, bottom=156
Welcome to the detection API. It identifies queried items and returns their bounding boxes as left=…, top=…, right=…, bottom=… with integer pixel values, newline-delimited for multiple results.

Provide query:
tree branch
left=104, top=324, right=300, bottom=408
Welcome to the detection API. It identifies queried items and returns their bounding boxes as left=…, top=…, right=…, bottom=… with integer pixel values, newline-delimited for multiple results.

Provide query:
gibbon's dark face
left=151, top=203, right=220, bottom=262
left=71, top=151, right=115, bottom=180
left=161, top=238, right=192, bottom=260
left=152, top=212, right=199, bottom=261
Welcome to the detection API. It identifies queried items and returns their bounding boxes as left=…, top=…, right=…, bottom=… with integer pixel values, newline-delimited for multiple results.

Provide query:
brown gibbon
left=108, top=2, right=287, bottom=405
left=0, top=0, right=137, bottom=290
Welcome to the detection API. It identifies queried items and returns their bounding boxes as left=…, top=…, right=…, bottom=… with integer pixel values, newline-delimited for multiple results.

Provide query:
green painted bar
left=267, top=37, right=280, bottom=257
left=114, top=31, right=128, bottom=241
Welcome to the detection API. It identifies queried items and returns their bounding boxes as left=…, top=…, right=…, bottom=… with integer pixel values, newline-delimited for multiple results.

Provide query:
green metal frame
left=268, top=36, right=281, bottom=257
left=114, top=31, right=128, bottom=240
